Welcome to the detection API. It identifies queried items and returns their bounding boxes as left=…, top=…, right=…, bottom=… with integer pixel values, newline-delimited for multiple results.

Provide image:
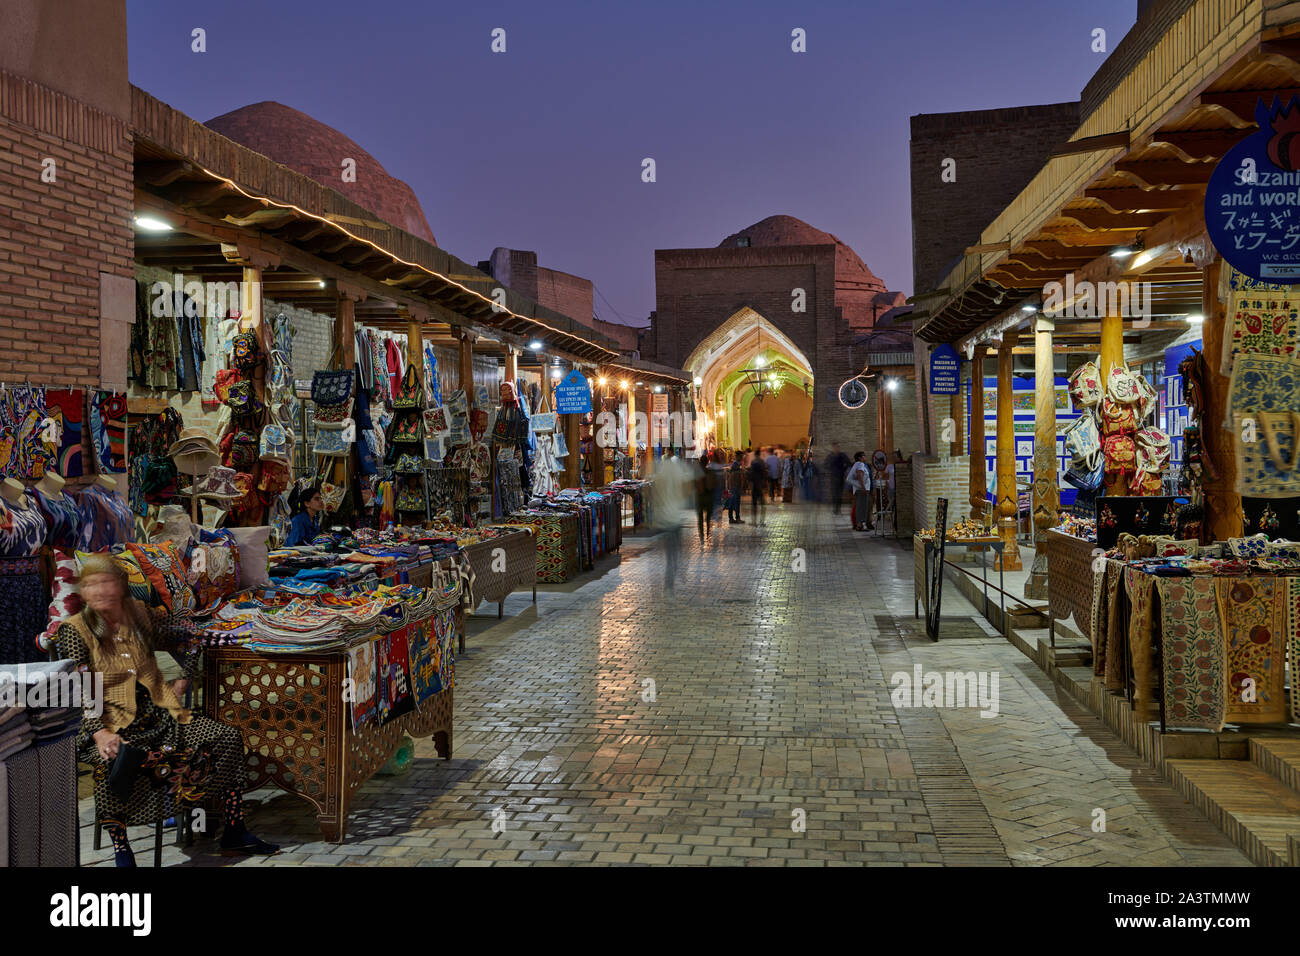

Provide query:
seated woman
left=56, top=554, right=280, bottom=866
left=285, top=484, right=324, bottom=546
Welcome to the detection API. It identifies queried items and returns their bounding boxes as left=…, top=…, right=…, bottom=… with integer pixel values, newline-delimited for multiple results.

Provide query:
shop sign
left=929, top=344, right=960, bottom=395
left=555, top=369, right=592, bottom=414
left=1206, top=95, right=1300, bottom=282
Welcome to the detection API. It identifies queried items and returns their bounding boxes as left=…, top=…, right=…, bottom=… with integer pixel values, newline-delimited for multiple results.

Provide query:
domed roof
left=719, top=215, right=901, bottom=328
left=205, top=101, right=436, bottom=245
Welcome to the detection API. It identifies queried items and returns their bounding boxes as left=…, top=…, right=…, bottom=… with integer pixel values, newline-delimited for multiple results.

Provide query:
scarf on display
left=0, top=385, right=52, bottom=480
left=43, top=389, right=84, bottom=478
left=90, top=390, right=128, bottom=473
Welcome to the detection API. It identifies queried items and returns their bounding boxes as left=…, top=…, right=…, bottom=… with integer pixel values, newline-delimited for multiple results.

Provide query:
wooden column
left=968, top=351, right=988, bottom=522
left=1099, top=309, right=1127, bottom=496
left=504, top=346, right=517, bottom=387
left=995, top=331, right=1022, bottom=571
left=950, top=363, right=965, bottom=457
left=1198, top=259, right=1243, bottom=541
left=1026, top=316, right=1058, bottom=598
left=330, top=289, right=358, bottom=511
left=402, top=307, right=423, bottom=373
left=457, top=330, right=474, bottom=393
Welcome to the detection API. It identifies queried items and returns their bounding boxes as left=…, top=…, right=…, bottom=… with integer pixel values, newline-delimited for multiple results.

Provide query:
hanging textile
left=1156, top=576, right=1227, bottom=731
left=0, top=385, right=51, bottom=480
left=43, top=389, right=84, bottom=478
left=76, top=484, right=134, bottom=550
left=354, top=329, right=375, bottom=393
left=90, top=390, right=128, bottom=473
left=175, top=293, right=205, bottom=393
left=424, top=344, right=442, bottom=407
left=1215, top=577, right=1289, bottom=724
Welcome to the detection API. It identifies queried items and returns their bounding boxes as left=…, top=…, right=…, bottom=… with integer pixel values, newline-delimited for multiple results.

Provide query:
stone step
left=1250, top=737, right=1300, bottom=794
left=1166, top=759, right=1300, bottom=867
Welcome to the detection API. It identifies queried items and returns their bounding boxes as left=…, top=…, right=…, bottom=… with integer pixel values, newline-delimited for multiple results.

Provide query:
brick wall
left=911, top=454, right=972, bottom=533
left=0, top=68, right=133, bottom=387
left=909, top=103, right=1080, bottom=295
left=536, top=265, right=594, bottom=326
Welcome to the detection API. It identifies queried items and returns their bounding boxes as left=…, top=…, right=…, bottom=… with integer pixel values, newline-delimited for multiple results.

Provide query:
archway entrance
left=683, top=307, right=814, bottom=453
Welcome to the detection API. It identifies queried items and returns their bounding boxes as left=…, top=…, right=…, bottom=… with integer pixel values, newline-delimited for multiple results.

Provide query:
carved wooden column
left=1199, top=259, right=1243, bottom=540
left=968, top=350, right=988, bottom=523
left=331, top=287, right=360, bottom=516
left=995, top=331, right=1022, bottom=571
left=1100, top=309, right=1128, bottom=496
left=504, top=346, right=518, bottom=387
left=1026, top=316, right=1058, bottom=598
left=457, top=330, right=474, bottom=393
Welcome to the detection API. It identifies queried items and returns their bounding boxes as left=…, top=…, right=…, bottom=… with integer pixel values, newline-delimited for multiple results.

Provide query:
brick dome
left=720, top=215, right=905, bottom=328
left=205, top=101, right=436, bottom=245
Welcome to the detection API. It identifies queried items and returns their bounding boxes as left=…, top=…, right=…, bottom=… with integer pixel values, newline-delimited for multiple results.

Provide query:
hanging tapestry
left=1123, top=567, right=1158, bottom=717
left=1289, top=578, right=1300, bottom=723
left=1214, top=577, right=1289, bottom=724
left=1221, top=271, right=1300, bottom=376
left=1228, top=352, right=1300, bottom=498
left=90, top=390, right=128, bottom=473
left=1089, top=566, right=1107, bottom=676
left=347, top=639, right=378, bottom=730
left=376, top=626, right=415, bottom=725
left=0, top=385, right=50, bottom=479
left=1156, top=576, right=1226, bottom=731
left=409, top=607, right=456, bottom=703
left=1103, top=560, right=1125, bottom=692
left=43, top=389, right=84, bottom=478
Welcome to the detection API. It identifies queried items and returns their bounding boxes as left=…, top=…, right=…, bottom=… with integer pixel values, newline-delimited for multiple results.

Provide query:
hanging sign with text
left=1206, top=95, right=1300, bottom=282
left=554, top=369, right=593, bottom=414
left=929, top=344, right=960, bottom=395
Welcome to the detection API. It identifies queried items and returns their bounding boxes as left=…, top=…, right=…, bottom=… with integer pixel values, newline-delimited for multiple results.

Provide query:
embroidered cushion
left=75, top=549, right=161, bottom=607
left=126, top=541, right=197, bottom=616
left=189, top=533, right=241, bottom=613
left=1156, top=538, right=1200, bottom=557
left=225, top=525, right=271, bottom=588
left=1227, top=534, right=1270, bottom=559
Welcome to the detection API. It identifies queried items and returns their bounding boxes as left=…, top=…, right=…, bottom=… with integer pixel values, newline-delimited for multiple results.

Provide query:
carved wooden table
left=203, top=615, right=457, bottom=843
left=460, top=531, right=538, bottom=617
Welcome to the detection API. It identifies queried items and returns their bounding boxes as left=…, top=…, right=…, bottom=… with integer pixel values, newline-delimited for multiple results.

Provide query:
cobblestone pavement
left=81, top=504, right=1249, bottom=866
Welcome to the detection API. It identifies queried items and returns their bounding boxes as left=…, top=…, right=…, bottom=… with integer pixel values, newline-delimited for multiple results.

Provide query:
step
left=1250, top=737, right=1300, bottom=794
left=1166, top=759, right=1300, bottom=867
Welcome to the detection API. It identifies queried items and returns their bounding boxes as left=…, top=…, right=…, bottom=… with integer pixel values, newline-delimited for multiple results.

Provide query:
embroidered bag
left=260, top=422, right=291, bottom=464
left=225, top=431, right=258, bottom=471
left=214, top=368, right=241, bottom=406
left=393, top=366, right=422, bottom=410
left=1227, top=534, right=1270, bottom=559
left=396, top=485, right=426, bottom=512
left=1063, top=450, right=1104, bottom=491
left=530, top=411, right=557, bottom=434
left=1106, top=365, right=1141, bottom=405
left=1100, top=399, right=1137, bottom=437
left=230, top=472, right=258, bottom=515
left=423, top=406, right=450, bottom=438
left=1134, top=374, right=1158, bottom=423
left=395, top=452, right=424, bottom=475
left=320, top=482, right=346, bottom=513
left=393, top=415, right=422, bottom=443
left=316, top=398, right=353, bottom=425
left=225, top=378, right=254, bottom=412
left=257, top=460, right=290, bottom=493
left=1131, top=467, right=1164, bottom=496
left=314, top=426, right=351, bottom=457
left=1228, top=352, right=1300, bottom=498
left=1064, top=412, right=1100, bottom=463
left=1135, top=427, right=1171, bottom=471
left=1068, top=360, right=1103, bottom=408
left=312, top=369, right=353, bottom=406
left=1102, top=433, right=1136, bottom=479
left=231, top=319, right=263, bottom=371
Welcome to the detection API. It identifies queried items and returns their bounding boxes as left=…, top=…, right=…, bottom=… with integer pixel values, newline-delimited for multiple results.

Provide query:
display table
left=1047, top=529, right=1098, bottom=641
left=460, top=531, right=537, bottom=617
left=203, top=605, right=458, bottom=843
left=913, top=534, right=1005, bottom=623
left=498, top=513, right=580, bottom=583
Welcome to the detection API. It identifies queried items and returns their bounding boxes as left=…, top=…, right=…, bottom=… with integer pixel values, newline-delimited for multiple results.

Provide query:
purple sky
left=127, top=0, right=1135, bottom=325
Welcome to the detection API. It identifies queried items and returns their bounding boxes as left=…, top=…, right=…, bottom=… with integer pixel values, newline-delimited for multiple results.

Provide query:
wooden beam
left=136, top=160, right=194, bottom=187
left=1199, top=259, right=1243, bottom=541
left=1084, top=187, right=1202, bottom=214
left=1147, top=127, right=1252, bottom=162
left=1054, top=208, right=1163, bottom=231
left=1111, top=159, right=1214, bottom=188
left=995, top=331, right=1020, bottom=570
left=1197, top=88, right=1300, bottom=123
left=1049, top=130, right=1130, bottom=157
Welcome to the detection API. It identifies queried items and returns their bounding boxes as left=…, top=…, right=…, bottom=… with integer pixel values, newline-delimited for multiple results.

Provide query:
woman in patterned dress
left=55, top=554, right=280, bottom=866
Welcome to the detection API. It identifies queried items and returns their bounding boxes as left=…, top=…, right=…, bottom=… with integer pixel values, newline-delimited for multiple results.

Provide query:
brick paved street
left=83, top=503, right=1249, bottom=866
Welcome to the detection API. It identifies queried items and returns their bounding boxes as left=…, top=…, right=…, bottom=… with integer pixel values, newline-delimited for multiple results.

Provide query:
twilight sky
left=126, top=0, right=1136, bottom=325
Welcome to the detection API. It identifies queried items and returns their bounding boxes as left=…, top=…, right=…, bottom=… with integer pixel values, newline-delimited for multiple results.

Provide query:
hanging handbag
left=214, top=368, right=241, bottom=406
left=393, top=365, right=422, bottom=410
left=1135, top=426, right=1171, bottom=472
left=1100, top=399, right=1137, bottom=437
left=312, top=369, right=353, bottom=406
left=313, top=427, right=351, bottom=457
left=1131, top=467, right=1164, bottom=496
left=1102, top=433, right=1137, bottom=479
left=1068, top=360, right=1103, bottom=409
left=393, top=414, right=422, bottom=443
left=396, top=483, right=426, bottom=512
left=395, top=452, right=424, bottom=475
left=260, top=422, right=291, bottom=464
left=257, top=460, right=291, bottom=493
left=424, top=406, right=450, bottom=437
left=1228, top=352, right=1300, bottom=498
left=1063, top=412, right=1100, bottom=464
left=1106, top=365, right=1141, bottom=405
left=1063, top=449, right=1104, bottom=491
left=320, top=482, right=346, bottom=513
left=315, top=398, right=353, bottom=425
left=1133, top=374, right=1158, bottom=423
left=225, top=378, right=254, bottom=412
left=554, top=428, right=568, bottom=458
left=231, top=318, right=263, bottom=372
left=230, top=472, right=259, bottom=514
left=225, top=431, right=258, bottom=471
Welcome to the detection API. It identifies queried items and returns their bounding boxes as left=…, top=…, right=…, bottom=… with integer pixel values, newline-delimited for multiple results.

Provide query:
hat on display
left=170, top=428, right=222, bottom=475
left=194, top=465, right=241, bottom=500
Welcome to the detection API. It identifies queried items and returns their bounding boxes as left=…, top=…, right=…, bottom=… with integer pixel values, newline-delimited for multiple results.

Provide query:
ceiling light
left=886, top=378, right=899, bottom=392
left=317, top=280, right=326, bottom=288
left=133, top=215, right=172, bottom=232
left=754, top=356, right=766, bottom=367
left=550, top=367, right=562, bottom=380
left=693, top=376, right=703, bottom=386
left=1110, top=246, right=1133, bottom=259
left=528, top=339, right=543, bottom=350
left=1186, top=313, right=1204, bottom=324
left=620, top=380, right=629, bottom=390
left=1020, top=303, right=1037, bottom=313
left=597, top=377, right=607, bottom=387
left=654, top=385, right=663, bottom=393
left=718, top=408, right=726, bottom=417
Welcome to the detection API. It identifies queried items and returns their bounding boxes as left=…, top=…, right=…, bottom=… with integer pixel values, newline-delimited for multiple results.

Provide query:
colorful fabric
left=1214, top=578, right=1288, bottom=724
left=31, top=488, right=82, bottom=550
left=43, top=389, right=84, bottom=478
left=409, top=605, right=456, bottom=702
left=1123, top=567, right=1158, bottom=717
left=76, top=484, right=134, bottom=550
left=1156, top=576, right=1226, bottom=731
left=1222, top=285, right=1300, bottom=376
left=347, top=638, right=378, bottom=729
left=0, top=558, right=46, bottom=664
left=126, top=541, right=197, bottom=616
left=0, top=385, right=51, bottom=479
left=1228, top=352, right=1300, bottom=498
left=376, top=627, right=415, bottom=724
left=190, top=535, right=241, bottom=615
left=91, top=391, right=128, bottom=473
left=0, top=497, right=47, bottom=557
left=1289, top=578, right=1300, bottom=724
left=37, top=549, right=82, bottom=651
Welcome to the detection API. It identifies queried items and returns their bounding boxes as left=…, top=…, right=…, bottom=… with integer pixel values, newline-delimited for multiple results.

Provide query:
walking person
left=695, top=455, right=717, bottom=540
left=747, top=450, right=768, bottom=525
left=781, top=451, right=796, bottom=503
left=765, top=446, right=781, bottom=501
left=846, top=451, right=873, bottom=531
left=708, top=449, right=728, bottom=523
left=727, top=450, right=745, bottom=523
left=824, top=443, right=850, bottom=515
left=650, top=456, right=690, bottom=592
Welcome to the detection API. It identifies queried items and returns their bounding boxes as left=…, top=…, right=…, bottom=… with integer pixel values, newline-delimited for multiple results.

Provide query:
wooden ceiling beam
left=1111, top=159, right=1215, bottom=188
left=1147, top=127, right=1252, bottom=161
left=1083, top=187, right=1202, bottom=214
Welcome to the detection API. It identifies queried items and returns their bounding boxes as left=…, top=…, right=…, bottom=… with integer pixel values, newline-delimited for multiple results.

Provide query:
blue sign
left=1206, top=95, right=1300, bottom=282
left=554, top=369, right=592, bottom=414
left=929, top=344, right=960, bottom=395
